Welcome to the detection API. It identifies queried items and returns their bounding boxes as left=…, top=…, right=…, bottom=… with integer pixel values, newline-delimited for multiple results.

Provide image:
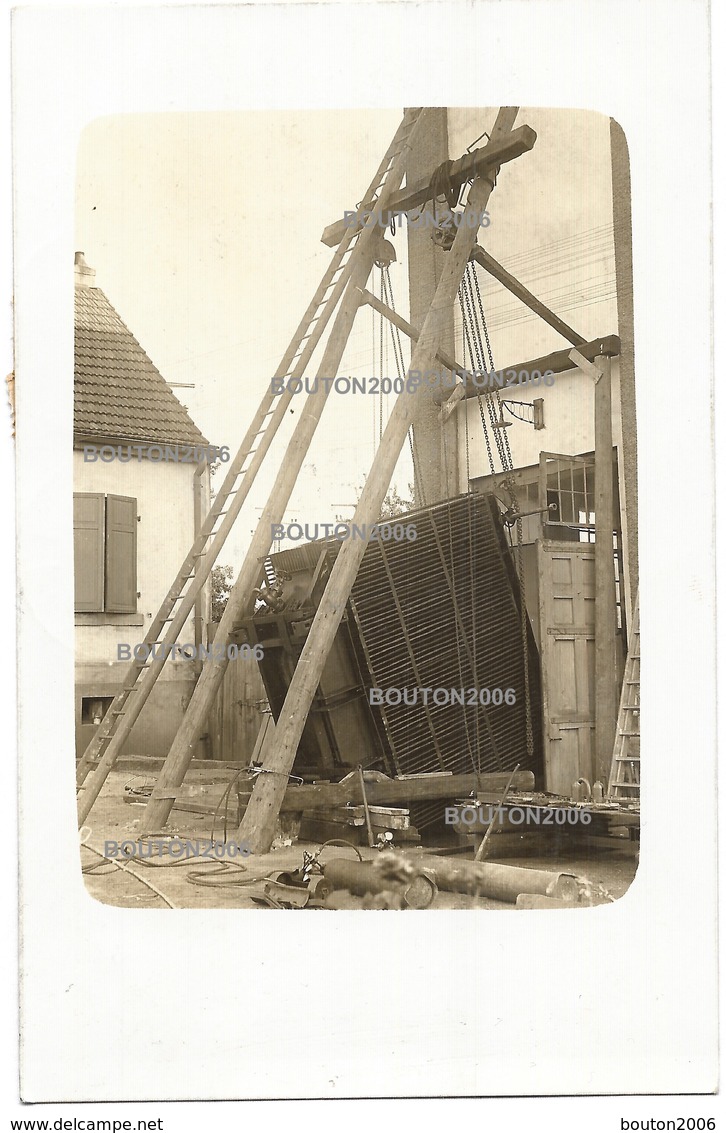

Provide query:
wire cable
left=80, top=841, right=178, bottom=909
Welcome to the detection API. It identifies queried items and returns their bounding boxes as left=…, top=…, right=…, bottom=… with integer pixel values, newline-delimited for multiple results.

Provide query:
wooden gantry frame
left=78, top=106, right=623, bottom=851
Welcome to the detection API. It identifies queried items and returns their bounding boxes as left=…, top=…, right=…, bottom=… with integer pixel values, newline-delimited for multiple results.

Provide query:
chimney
left=74, top=251, right=96, bottom=288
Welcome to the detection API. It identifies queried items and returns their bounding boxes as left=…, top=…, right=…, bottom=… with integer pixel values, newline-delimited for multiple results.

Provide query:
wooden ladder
left=77, top=107, right=426, bottom=825
left=608, top=590, right=640, bottom=801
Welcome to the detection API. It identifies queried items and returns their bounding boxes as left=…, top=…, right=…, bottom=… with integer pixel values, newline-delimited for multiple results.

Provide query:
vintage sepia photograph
left=12, top=0, right=717, bottom=1108
left=73, top=107, right=640, bottom=912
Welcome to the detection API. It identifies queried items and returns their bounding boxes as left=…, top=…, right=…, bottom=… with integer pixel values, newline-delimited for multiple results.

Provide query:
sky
left=76, top=109, right=417, bottom=562
left=75, top=107, right=615, bottom=564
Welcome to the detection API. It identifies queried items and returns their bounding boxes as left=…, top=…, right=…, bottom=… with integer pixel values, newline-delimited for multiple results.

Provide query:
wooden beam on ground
left=83, top=755, right=248, bottom=774
left=239, top=107, right=527, bottom=854
left=469, top=245, right=586, bottom=347
left=235, top=770, right=536, bottom=812
left=321, top=122, right=536, bottom=247
left=432, top=334, right=621, bottom=406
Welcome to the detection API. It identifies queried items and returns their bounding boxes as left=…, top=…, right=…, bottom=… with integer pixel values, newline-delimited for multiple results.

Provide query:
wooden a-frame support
left=237, top=107, right=528, bottom=853
left=140, top=108, right=430, bottom=832
left=142, top=106, right=536, bottom=847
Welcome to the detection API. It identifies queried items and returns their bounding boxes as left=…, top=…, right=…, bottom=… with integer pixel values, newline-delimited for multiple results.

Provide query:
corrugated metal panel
left=345, top=494, right=543, bottom=783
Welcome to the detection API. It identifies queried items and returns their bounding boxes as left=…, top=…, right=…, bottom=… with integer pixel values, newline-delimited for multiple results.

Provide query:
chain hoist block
left=374, top=238, right=397, bottom=269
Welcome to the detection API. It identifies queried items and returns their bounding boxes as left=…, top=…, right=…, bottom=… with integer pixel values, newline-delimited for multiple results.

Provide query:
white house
left=73, top=252, right=212, bottom=759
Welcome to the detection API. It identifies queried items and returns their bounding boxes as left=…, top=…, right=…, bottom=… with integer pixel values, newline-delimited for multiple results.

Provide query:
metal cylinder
left=403, top=853, right=580, bottom=903
left=323, top=858, right=437, bottom=908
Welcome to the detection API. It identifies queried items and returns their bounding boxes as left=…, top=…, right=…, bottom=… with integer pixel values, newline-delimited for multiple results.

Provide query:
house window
left=540, top=453, right=596, bottom=536
left=74, top=493, right=137, bottom=613
left=81, top=695, right=114, bottom=725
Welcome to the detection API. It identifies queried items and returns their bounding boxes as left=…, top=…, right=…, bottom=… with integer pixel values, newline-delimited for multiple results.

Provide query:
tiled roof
left=74, top=285, right=207, bottom=446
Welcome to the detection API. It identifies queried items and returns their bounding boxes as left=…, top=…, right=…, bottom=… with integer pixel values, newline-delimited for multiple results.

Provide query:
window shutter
left=105, top=495, right=137, bottom=613
left=74, top=494, right=105, bottom=612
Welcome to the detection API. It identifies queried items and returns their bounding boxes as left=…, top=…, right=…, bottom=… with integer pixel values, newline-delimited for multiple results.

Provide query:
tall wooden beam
left=572, top=348, right=621, bottom=785
left=406, top=106, right=458, bottom=504
left=610, top=118, right=638, bottom=619
left=239, top=108, right=526, bottom=854
left=141, top=113, right=427, bottom=833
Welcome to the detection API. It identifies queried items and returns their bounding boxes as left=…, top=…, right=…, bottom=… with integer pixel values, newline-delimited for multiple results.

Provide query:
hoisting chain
left=376, top=264, right=426, bottom=508
left=458, top=282, right=497, bottom=478
left=458, top=262, right=534, bottom=763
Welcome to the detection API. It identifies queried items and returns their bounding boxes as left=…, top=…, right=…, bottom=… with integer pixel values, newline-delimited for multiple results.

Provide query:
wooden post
left=594, top=352, right=619, bottom=784
left=406, top=106, right=458, bottom=504
left=192, top=460, right=206, bottom=653
left=238, top=109, right=523, bottom=854
left=610, top=119, right=638, bottom=622
left=141, top=114, right=426, bottom=833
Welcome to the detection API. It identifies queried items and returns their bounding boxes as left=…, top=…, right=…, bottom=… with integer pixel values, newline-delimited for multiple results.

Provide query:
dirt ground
left=80, top=771, right=639, bottom=911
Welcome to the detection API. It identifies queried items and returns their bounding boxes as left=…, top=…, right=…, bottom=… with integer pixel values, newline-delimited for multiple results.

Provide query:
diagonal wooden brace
left=569, top=347, right=604, bottom=383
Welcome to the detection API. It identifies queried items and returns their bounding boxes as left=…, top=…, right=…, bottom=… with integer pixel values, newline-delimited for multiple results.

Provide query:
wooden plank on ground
left=237, top=770, right=535, bottom=813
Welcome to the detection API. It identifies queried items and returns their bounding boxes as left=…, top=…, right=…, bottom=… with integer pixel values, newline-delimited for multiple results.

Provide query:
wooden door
left=537, top=541, right=595, bottom=794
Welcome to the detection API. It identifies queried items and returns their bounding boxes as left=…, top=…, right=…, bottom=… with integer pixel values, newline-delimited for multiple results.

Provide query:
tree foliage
left=211, top=564, right=234, bottom=623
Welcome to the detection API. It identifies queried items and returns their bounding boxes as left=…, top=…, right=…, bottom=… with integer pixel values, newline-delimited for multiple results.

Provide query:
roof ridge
left=74, top=284, right=208, bottom=447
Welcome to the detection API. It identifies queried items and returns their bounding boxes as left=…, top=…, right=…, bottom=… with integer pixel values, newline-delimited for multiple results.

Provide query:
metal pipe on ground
left=323, top=858, right=438, bottom=909
left=402, top=853, right=581, bottom=903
